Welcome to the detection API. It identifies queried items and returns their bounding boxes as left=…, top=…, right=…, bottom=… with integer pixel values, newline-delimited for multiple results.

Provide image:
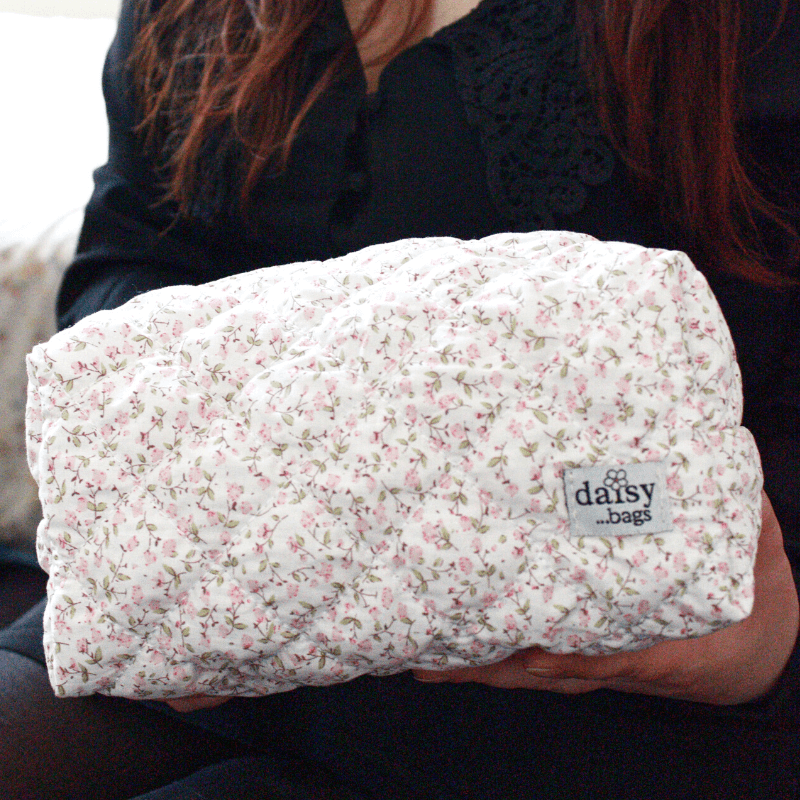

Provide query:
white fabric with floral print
left=26, top=231, right=762, bottom=699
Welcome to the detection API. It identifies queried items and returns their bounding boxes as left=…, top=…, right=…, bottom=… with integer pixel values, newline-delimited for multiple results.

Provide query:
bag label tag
left=564, top=462, right=672, bottom=537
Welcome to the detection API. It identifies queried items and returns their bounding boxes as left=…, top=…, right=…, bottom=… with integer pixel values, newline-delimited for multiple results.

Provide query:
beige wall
left=0, top=0, right=120, bottom=18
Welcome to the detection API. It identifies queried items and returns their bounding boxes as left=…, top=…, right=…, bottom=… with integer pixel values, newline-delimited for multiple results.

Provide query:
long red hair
left=132, top=0, right=795, bottom=284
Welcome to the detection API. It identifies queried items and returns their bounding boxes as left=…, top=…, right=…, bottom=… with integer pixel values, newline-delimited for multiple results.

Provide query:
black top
left=58, top=0, right=800, bottom=563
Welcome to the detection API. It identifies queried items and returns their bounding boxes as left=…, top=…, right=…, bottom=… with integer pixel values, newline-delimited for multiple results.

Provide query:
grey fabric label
left=564, top=462, right=672, bottom=537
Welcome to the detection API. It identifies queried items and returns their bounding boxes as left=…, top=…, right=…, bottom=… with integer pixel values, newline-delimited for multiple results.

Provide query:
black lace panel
left=434, top=0, right=615, bottom=228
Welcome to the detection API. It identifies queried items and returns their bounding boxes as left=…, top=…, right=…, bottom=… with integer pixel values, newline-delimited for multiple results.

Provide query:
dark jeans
left=1, top=598, right=798, bottom=800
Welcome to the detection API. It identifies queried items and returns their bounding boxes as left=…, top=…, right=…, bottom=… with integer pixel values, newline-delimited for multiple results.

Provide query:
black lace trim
left=434, top=0, right=615, bottom=228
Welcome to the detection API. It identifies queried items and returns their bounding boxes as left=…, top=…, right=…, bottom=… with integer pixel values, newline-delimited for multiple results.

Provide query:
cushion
left=26, top=231, right=762, bottom=699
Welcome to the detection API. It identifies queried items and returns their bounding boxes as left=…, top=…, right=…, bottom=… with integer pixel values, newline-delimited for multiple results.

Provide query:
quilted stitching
left=26, top=231, right=762, bottom=698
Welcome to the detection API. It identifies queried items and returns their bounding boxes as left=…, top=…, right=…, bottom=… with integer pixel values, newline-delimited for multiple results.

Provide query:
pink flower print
left=408, top=545, right=424, bottom=564
left=174, top=410, right=189, bottom=431
left=286, top=583, right=299, bottom=598
left=449, top=423, right=466, bottom=441
left=631, top=550, right=647, bottom=567
left=637, top=600, right=651, bottom=616
left=421, top=522, right=437, bottom=543
left=396, top=603, right=409, bottom=621
left=506, top=419, right=523, bottom=439
left=404, top=470, right=420, bottom=489
left=542, top=585, right=554, bottom=603
left=300, top=511, right=315, bottom=529
left=325, top=474, right=341, bottom=490
left=653, top=564, right=669, bottom=580
left=458, top=557, right=474, bottom=575
left=227, top=585, right=245, bottom=605
left=143, top=551, right=157, bottom=566
left=381, top=587, right=394, bottom=609
left=600, top=413, right=615, bottom=429
left=149, top=448, right=165, bottom=464
left=740, top=472, right=752, bottom=488
left=467, top=343, right=480, bottom=360
left=666, top=473, right=683, bottom=493
left=703, top=478, right=717, bottom=495
left=451, top=515, right=468, bottom=532
left=489, top=371, right=503, bottom=389
left=437, top=393, right=457, bottom=410
left=162, top=539, right=178, bottom=558
left=124, top=535, right=140, bottom=552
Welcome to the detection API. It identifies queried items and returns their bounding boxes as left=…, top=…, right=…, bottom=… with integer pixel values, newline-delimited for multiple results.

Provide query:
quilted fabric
left=26, top=231, right=762, bottom=699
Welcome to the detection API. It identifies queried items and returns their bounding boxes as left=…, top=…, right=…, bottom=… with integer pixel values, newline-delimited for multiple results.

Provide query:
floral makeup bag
left=26, top=230, right=762, bottom=699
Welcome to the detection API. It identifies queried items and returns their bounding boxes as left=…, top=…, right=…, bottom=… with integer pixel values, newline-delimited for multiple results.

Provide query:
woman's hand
left=413, top=492, right=799, bottom=705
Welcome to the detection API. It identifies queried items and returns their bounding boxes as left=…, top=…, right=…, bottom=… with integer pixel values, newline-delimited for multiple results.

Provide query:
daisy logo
left=603, top=469, right=628, bottom=492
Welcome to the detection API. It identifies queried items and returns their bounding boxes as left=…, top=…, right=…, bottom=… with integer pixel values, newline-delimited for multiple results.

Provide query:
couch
left=0, top=12, right=117, bottom=553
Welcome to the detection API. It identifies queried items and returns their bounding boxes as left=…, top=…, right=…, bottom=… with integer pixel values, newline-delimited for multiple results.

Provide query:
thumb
left=520, top=646, right=645, bottom=682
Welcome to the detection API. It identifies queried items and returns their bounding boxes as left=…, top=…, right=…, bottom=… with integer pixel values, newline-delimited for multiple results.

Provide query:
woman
left=1, top=0, right=798, bottom=797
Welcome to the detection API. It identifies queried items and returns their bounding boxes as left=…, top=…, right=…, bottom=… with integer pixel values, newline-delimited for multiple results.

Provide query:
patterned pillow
left=26, top=231, right=762, bottom=699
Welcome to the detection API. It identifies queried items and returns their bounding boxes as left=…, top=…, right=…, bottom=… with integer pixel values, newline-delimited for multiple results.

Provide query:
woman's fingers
left=164, top=695, right=231, bottom=713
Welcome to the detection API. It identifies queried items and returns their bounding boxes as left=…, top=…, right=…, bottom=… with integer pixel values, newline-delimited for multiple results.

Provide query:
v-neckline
left=341, top=0, right=490, bottom=95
